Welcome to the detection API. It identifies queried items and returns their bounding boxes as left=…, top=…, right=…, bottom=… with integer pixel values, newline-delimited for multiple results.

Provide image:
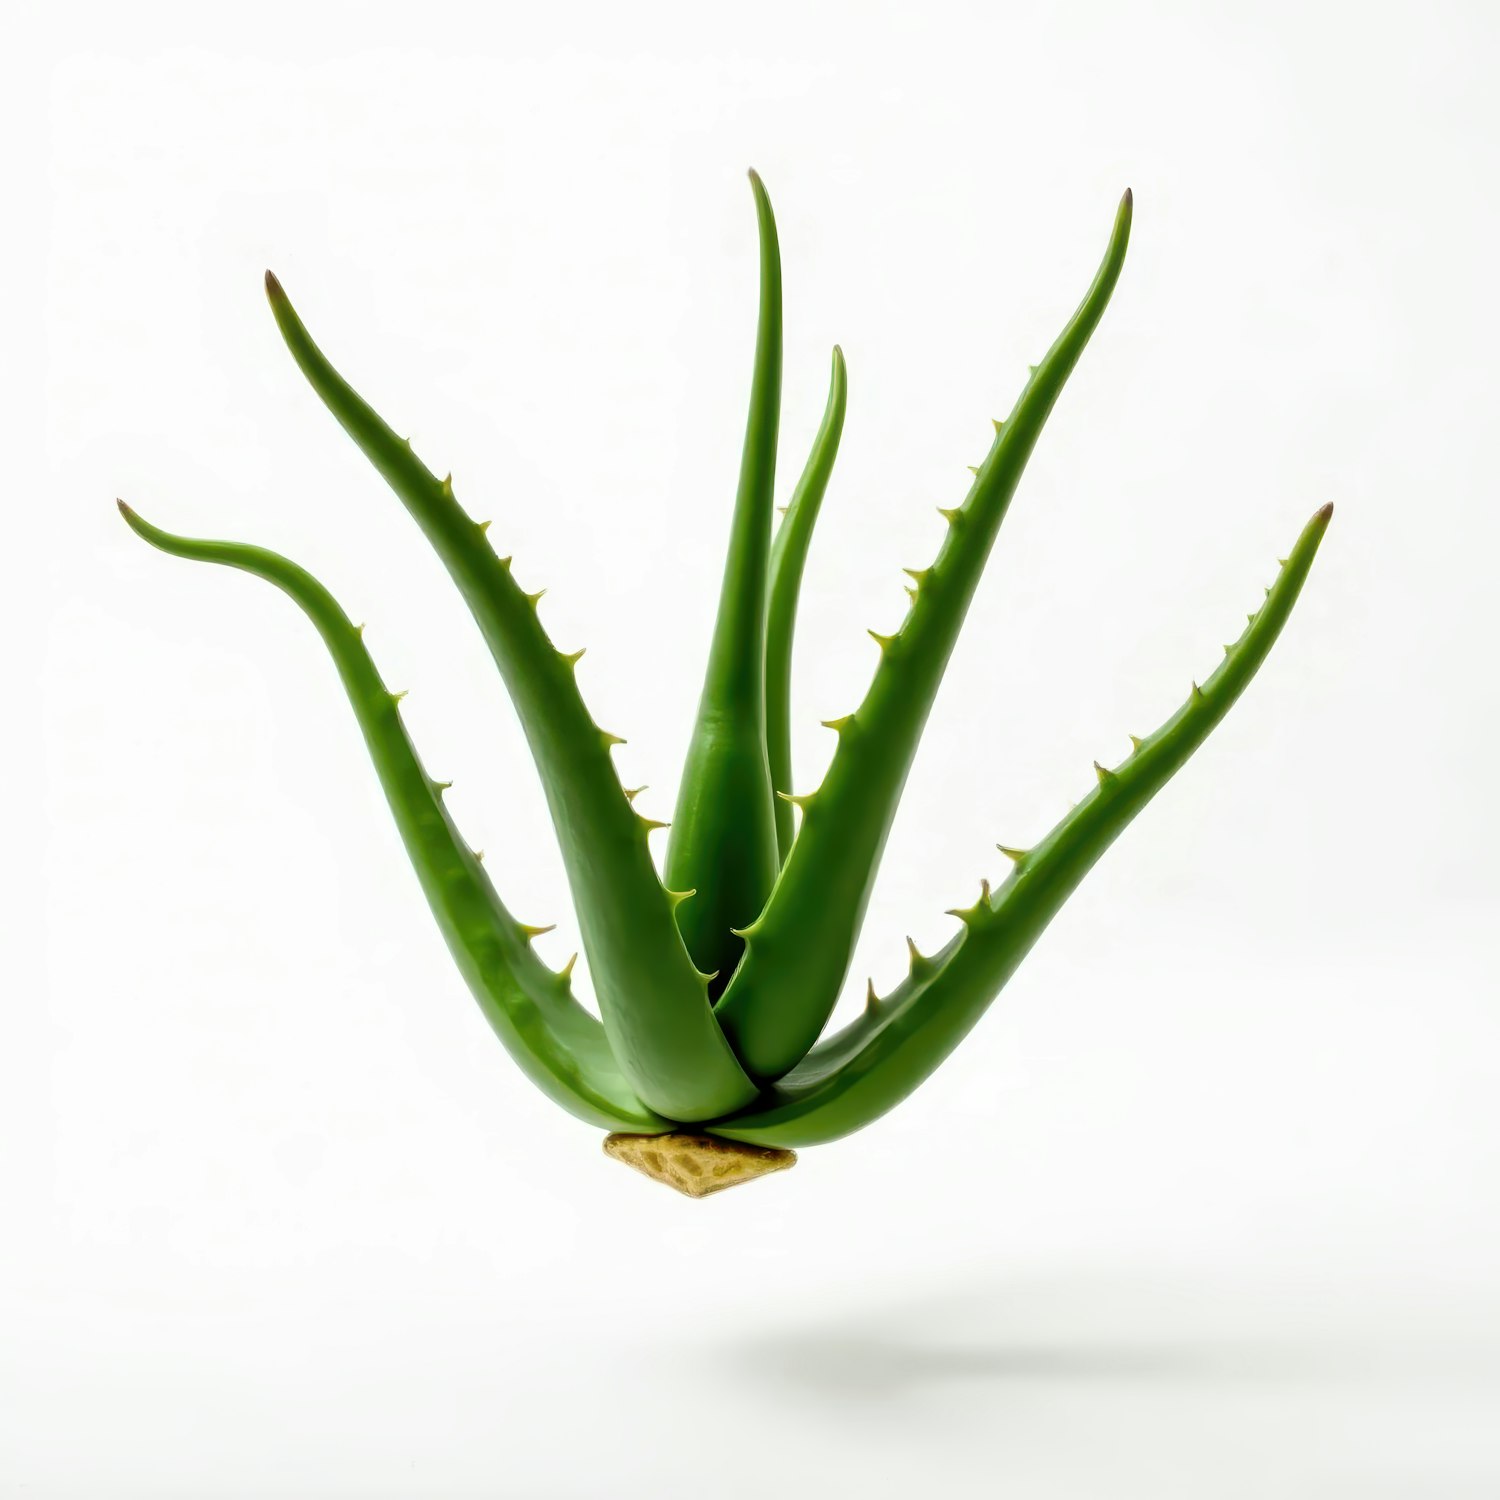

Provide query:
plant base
left=603, top=1131, right=796, bottom=1197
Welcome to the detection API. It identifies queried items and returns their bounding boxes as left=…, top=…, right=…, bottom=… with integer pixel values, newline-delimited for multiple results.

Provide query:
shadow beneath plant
left=667, top=1266, right=1500, bottom=1493
left=703, top=1266, right=1373, bottom=1403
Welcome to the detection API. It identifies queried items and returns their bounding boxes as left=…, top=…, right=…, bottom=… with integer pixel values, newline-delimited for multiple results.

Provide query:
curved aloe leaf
left=710, top=503, right=1333, bottom=1145
left=262, top=275, right=755, bottom=1121
left=117, top=502, right=669, bottom=1134
left=665, top=170, right=784, bottom=987
left=715, top=190, right=1136, bottom=1081
left=766, top=345, right=848, bottom=858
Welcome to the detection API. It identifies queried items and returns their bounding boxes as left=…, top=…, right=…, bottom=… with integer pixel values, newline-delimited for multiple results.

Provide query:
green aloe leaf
left=711, top=504, right=1333, bottom=1145
left=715, top=191, right=1135, bottom=1082
left=766, top=346, right=848, bottom=858
left=230, top=279, right=755, bottom=1120
left=118, top=502, right=669, bottom=1134
left=665, top=171, right=784, bottom=988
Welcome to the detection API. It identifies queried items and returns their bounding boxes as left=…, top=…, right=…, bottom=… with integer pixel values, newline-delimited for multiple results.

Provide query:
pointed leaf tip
left=745, top=168, right=777, bottom=228
left=264, top=269, right=285, bottom=300
left=118, top=498, right=155, bottom=545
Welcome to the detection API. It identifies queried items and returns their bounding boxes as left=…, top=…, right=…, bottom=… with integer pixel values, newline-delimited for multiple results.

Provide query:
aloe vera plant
left=121, top=174, right=1331, bottom=1196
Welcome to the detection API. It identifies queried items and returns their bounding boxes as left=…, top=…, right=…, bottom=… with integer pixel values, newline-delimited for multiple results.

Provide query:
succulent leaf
left=116, top=502, right=669, bottom=1134
left=714, top=190, right=1136, bottom=1082
left=766, top=345, right=848, bottom=857
left=257, top=278, right=757, bottom=1120
left=664, top=171, right=785, bottom=991
left=709, top=503, right=1333, bottom=1145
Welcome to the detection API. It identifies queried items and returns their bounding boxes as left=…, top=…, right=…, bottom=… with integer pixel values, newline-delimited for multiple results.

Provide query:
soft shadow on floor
left=700, top=1266, right=1372, bottom=1400
left=725, top=1336, right=1277, bottom=1394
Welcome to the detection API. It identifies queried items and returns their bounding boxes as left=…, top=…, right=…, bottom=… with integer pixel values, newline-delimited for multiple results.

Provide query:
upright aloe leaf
left=715, top=191, right=1135, bottom=1081
left=765, top=346, right=848, bottom=857
left=117, top=503, right=669, bottom=1134
left=665, top=171, right=785, bottom=987
left=263, top=276, right=754, bottom=1121
left=711, top=503, right=1333, bottom=1145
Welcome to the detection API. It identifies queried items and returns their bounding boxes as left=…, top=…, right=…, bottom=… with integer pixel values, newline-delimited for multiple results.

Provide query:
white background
left=6, top=2, right=1499, bottom=1495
